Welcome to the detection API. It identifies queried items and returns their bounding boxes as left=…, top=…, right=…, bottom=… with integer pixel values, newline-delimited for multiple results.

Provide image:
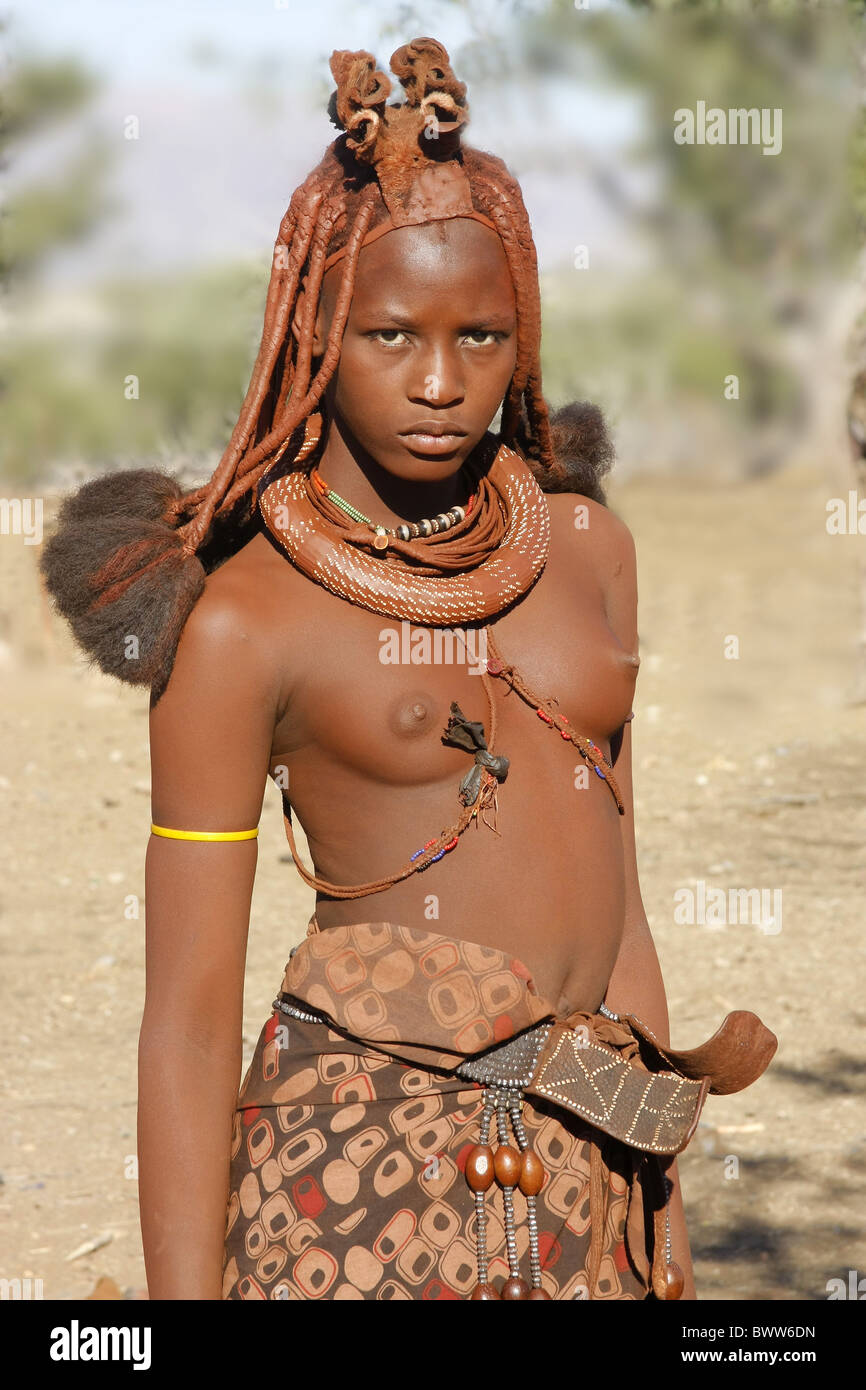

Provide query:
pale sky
left=7, top=0, right=645, bottom=287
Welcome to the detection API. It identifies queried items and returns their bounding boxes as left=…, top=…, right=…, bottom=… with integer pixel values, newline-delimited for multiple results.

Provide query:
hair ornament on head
left=322, top=39, right=497, bottom=272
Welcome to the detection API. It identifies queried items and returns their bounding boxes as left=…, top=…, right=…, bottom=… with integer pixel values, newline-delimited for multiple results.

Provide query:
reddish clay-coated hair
left=168, top=46, right=567, bottom=555
left=40, top=37, right=614, bottom=697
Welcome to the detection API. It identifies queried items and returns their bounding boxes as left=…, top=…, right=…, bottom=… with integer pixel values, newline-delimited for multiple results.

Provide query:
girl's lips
left=399, top=432, right=465, bottom=455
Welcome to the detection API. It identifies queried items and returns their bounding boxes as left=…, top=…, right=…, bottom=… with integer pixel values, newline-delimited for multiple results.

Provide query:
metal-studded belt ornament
left=453, top=1009, right=776, bottom=1300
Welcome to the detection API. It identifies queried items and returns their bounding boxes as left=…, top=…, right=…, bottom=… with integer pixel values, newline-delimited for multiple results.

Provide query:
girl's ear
left=291, top=278, right=327, bottom=355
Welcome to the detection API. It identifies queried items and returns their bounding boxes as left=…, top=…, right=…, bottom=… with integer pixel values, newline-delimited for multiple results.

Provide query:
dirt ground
left=1, top=462, right=864, bottom=1301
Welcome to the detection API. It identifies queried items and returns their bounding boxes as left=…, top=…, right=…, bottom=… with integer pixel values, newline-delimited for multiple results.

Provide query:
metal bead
left=271, top=998, right=321, bottom=1024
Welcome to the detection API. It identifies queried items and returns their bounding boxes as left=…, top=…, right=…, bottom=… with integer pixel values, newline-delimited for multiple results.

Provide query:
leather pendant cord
left=279, top=624, right=625, bottom=900
left=281, top=663, right=501, bottom=900
left=268, top=417, right=624, bottom=899
left=484, top=626, right=625, bottom=813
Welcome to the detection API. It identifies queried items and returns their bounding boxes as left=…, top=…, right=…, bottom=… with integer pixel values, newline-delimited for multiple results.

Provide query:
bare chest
left=265, top=500, right=639, bottom=781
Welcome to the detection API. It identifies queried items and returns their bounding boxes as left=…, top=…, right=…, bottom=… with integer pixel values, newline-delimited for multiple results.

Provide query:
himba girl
left=41, top=37, right=776, bottom=1301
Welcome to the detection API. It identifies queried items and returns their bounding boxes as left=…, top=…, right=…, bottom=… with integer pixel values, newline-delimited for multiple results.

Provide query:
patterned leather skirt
left=221, top=916, right=776, bottom=1301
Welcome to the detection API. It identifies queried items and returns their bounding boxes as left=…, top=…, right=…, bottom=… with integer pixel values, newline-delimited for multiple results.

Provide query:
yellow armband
left=150, top=824, right=259, bottom=841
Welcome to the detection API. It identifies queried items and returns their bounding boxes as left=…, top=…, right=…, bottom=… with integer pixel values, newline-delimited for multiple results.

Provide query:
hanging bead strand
left=496, top=1093, right=530, bottom=1300
left=466, top=1093, right=499, bottom=1300
left=509, top=1095, right=550, bottom=1300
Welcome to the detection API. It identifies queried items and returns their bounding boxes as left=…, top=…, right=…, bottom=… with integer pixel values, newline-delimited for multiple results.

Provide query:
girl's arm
left=603, top=719, right=697, bottom=1300
left=593, top=506, right=697, bottom=1299
left=138, top=579, right=279, bottom=1299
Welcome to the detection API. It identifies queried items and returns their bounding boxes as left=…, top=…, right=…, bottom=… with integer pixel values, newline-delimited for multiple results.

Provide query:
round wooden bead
left=518, top=1149, right=545, bottom=1196
left=500, top=1276, right=530, bottom=1300
left=470, top=1282, right=500, bottom=1300
left=493, top=1143, right=522, bottom=1188
left=663, top=1261, right=685, bottom=1300
left=526, top=1286, right=552, bottom=1300
left=464, top=1145, right=495, bottom=1193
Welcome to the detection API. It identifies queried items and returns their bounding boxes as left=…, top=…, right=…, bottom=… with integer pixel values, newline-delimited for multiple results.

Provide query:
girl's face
left=306, top=216, right=518, bottom=482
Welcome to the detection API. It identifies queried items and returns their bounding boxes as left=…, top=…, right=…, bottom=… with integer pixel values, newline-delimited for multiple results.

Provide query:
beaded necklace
left=310, top=463, right=477, bottom=550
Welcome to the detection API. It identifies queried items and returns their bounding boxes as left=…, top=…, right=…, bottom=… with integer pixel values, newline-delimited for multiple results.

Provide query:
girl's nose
left=408, top=345, right=465, bottom=408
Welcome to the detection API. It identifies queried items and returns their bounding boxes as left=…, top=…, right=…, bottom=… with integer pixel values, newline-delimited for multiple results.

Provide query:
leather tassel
left=586, top=1139, right=606, bottom=1298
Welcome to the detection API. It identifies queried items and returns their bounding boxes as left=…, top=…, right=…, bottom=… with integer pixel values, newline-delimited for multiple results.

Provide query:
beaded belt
left=454, top=1021, right=554, bottom=1299
left=269, top=995, right=741, bottom=1301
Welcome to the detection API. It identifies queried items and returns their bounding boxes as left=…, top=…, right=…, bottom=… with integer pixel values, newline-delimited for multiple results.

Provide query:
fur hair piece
left=543, top=400, right=616, bottom=505
left=40, top=470, right=206, bottom=699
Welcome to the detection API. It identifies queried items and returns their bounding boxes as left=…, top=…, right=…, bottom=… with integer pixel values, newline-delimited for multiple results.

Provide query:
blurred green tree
left=524, top=0, right=861, bottom=473
left=0, top=20, right=115, bottom=284
left=0, top=22, right=265, bottom=486
left=5, top=0, right=863, bottom=487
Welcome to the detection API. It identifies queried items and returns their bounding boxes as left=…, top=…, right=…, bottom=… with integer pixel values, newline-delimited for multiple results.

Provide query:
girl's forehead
left=325, top=217, right=511, bottom=303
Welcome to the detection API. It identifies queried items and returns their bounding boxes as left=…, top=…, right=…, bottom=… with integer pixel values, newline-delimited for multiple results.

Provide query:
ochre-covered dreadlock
left=40, top=37, right=615, bottom=697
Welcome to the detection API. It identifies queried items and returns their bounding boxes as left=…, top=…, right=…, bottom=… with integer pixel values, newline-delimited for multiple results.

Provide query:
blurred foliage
left=2, top=0, right=864, bottom=486
left=521, top=0, right=862, bottom=471
left=0, top=40, right=97, bottom=145
left=620, top=0, right=866, bottom=237
left=626, top=0, right=864, bottom=15
left=0, top=26, right=116, bottom=284
left=626, top=0, right=866, bottom=237
left=530, top=1, right=859, bottom=270
left=2, top=142, right=118, bottom=282
left=2, top=261, right=270, bottom=483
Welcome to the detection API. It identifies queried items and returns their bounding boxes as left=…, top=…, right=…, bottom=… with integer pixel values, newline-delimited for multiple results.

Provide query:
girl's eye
left=369, top=328, right=507, bottom=347
left=373, top=329, right=409, bottom=346
left=463, top=330, right=502, bottom=346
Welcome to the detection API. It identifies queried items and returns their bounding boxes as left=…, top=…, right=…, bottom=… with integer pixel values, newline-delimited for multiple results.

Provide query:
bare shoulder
left=191, top=533, right=288, bottom=634
left=545, top=491, right=638, bottom=653
left=545, top=490, right=637, bottom=588
left=161, top=532, right=288, bottom=705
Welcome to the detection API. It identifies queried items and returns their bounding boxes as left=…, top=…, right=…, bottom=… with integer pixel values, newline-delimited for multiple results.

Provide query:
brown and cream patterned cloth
left=222, top=917, right=776, bottom=1301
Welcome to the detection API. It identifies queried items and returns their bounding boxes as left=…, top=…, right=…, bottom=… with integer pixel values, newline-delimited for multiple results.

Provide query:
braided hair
left=40, top=38, right=615, bottom=697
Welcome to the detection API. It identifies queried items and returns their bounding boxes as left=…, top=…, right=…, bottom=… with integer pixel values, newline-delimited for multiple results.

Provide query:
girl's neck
left=314, top=412, right=484, bottom=530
